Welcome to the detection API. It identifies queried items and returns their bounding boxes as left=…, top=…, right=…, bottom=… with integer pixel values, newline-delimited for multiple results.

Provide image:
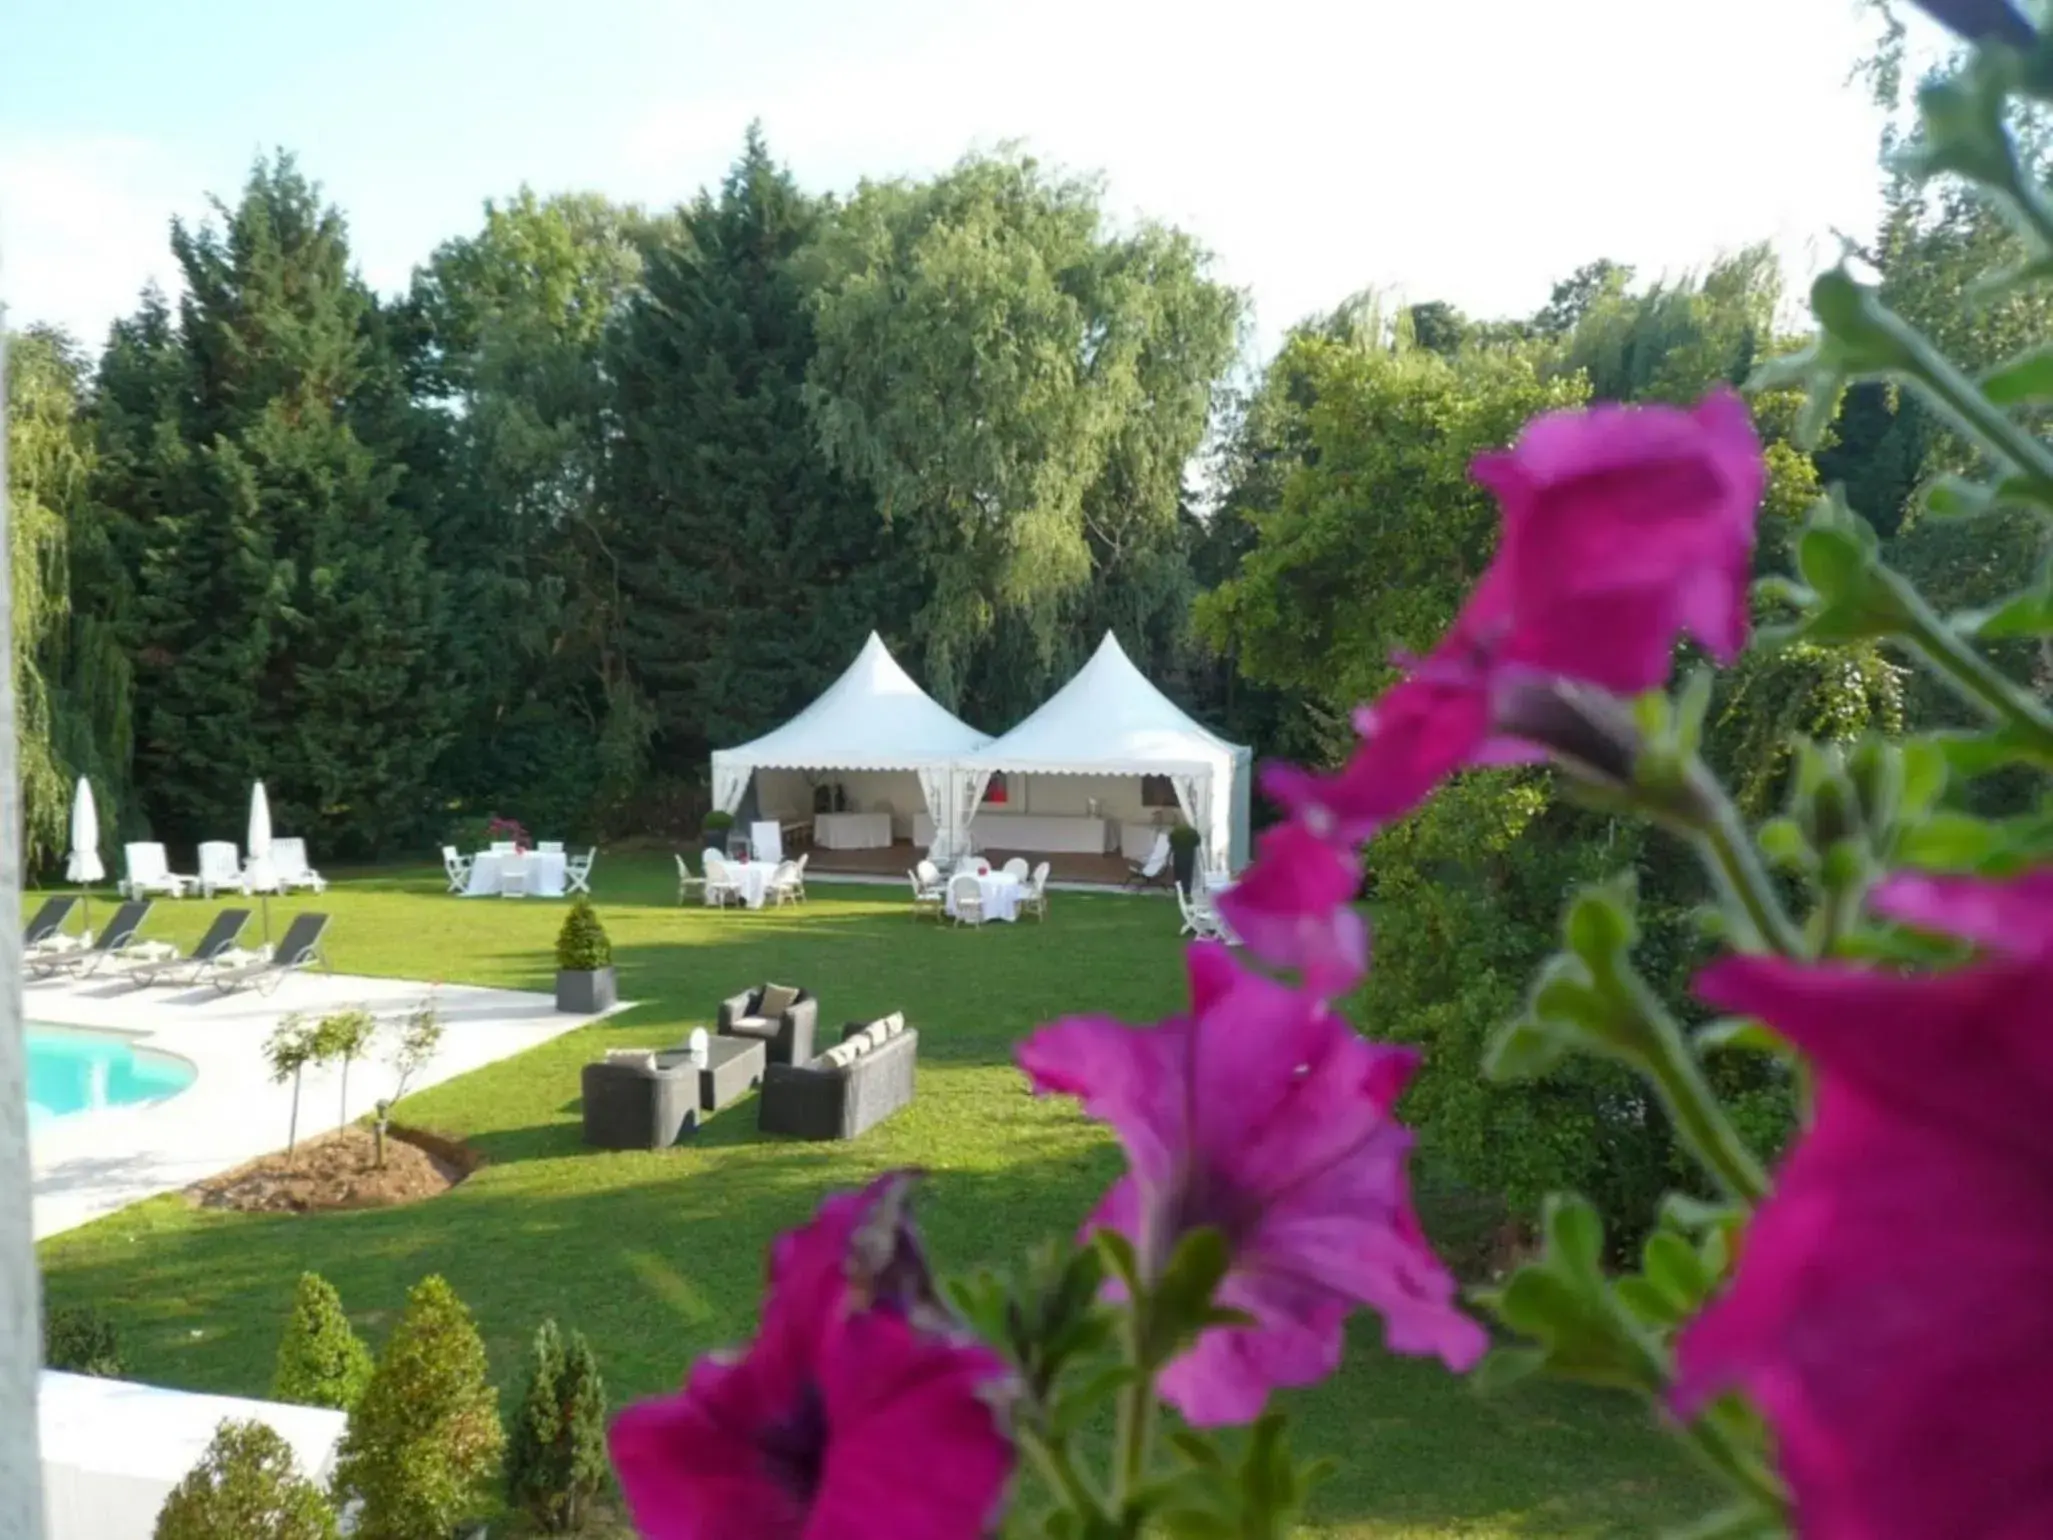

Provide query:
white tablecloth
left=465, top=850, right=566, bottom=897
left=814, top=812, right=893, bottom=849
left=946, top=871, right=1021, bottom=924
left=712, top=861, right=774, bottom=909
left=968, top=813, right=1110, bottom=853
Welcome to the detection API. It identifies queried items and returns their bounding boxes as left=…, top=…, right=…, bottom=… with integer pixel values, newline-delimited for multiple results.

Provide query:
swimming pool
left=26, top=1025, right=195, bottom=1123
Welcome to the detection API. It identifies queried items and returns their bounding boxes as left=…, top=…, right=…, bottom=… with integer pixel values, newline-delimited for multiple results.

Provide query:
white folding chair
left=769, top=859, right=803, bottom=906
left=499, top=852, right=530, bottom=898
left=539, top=840, right=564, bottom=854
left=1002, top=858, right=1030, bottom=882
left=703, top=851, right=740, bottom=908
left=948, top=871, right=985, bottom=927
left=676, top=853, right=704, bottom=905
left=197, top=841, right=247, bottom=898
left=442, top=845, right=474, bottom=895
left=566, top=847, right=596, bottom=896
left=1177, top=884, right=1223, bottom=941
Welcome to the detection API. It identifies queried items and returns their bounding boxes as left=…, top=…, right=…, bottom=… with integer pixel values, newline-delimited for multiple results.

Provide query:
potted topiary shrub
left=555, top=900, right=616, bottom=1014
left=1168, top=823, right=1203, bottom=896
left=701, top=809, right=734, bottom=850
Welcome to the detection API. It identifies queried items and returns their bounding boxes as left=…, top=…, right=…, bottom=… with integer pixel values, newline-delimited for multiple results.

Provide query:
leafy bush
left=555, top=900, right=612, bottom=971
left=273, top=1273, right=373, bottom=1412
left=44, top=1303, right=122, bottom=1377
left=155, top=1419, right=339, bottom=1540
left=506, top=1319, right=610, bottom=1533
left=331, top=1274, right=504, bottom=1540
left=701, top=808, right=734, bottom=840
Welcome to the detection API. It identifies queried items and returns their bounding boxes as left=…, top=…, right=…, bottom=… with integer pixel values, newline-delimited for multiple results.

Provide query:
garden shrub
left=506, top=1319, right=610, bottom=1533
left=555, top=900, right=612, bottom=971
left=331, top=1274, right=503, bottom=1540
left=44, top=1303, right=122, bottom=1377
left=154, top=1419, right=339, bottom=1540
left=273, top=1272, right=373, bottom=1412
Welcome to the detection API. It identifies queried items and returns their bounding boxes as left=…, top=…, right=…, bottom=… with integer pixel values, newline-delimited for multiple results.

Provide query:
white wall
left=755, top=770, right=930, bottom=837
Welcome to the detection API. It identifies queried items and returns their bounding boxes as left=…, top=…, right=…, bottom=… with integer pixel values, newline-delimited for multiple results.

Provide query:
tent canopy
left=710, top=632, right=989, bottom=816
left=955, top=633, right=1251, bottom=870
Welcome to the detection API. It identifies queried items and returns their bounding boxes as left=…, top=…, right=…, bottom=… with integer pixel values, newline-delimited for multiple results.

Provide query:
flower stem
left=1622, top=974, right=1771, bottom=1207
left=1112, top=1311, right=1158, bottom=1516
left=1688, top=775, right=1805, bottom=961
left=1019, top=1427, right=1105, bottom=1526
left=1876, top=295, right=2053, bottom=503
left=1673, top=1400, right=1787, bottom=1519
left=1885, top=569, right=2053, bottom=756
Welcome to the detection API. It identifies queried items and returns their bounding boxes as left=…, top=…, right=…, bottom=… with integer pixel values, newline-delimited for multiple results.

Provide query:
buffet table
left=813, top=812, right=893, bottom=850
left=967, top=813, right=1110, bottom=853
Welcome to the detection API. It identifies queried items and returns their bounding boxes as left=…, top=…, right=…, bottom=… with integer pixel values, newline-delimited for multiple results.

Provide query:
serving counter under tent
left=944, top=632, right=1252, bottom=875
left=708, top=631, right=991, bottom=856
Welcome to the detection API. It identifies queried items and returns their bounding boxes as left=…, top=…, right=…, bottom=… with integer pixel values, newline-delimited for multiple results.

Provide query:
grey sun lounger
left=24, top=895, right=78, bottom=948
left=206, top=912, right=331, bottom=996
left=30, top=900, right=153, bottom=979
left=123, top=907, right=253, bottom=988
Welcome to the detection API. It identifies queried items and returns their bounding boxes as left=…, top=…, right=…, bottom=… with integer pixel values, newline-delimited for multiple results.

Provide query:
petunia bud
left=1491, top=676, right=1640, bottom=789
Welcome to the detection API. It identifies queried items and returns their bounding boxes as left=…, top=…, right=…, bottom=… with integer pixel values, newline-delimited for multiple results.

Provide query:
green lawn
left=35, top=856, right=1715, bottom=1536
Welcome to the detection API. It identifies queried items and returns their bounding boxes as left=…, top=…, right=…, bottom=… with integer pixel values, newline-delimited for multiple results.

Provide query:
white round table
left=465, top=850, right=567, bottom=897
left=717, top=861, right=774, bottom=909
left=946, top=871, right=1022, bottom=924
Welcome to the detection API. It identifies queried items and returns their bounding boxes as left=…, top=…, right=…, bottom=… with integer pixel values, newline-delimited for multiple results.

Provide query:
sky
left=0, top=0, right=1934, bottom=363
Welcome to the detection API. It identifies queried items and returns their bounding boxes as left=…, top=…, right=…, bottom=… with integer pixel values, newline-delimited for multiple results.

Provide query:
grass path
left=34, top=857, right=1714, bottom=1535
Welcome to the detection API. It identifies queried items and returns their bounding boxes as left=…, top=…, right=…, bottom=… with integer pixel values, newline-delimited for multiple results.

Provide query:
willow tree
left=804, top=151, right=1240, bottom=724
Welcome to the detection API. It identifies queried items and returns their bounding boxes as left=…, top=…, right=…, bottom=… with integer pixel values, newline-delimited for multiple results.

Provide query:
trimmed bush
left=701, top=809, right=734, bottom=841
left=506, top=1319, right=610, bottom=1533
left=44, top=1303, right=122, bottom=1377
left=555, top=900, right=612, bottom=971
left=331, top=1275, right=504, bottom=1540
left=154, top=1419, right=339, bottom=1540
left=273, top=1273, right=373, bottom=1412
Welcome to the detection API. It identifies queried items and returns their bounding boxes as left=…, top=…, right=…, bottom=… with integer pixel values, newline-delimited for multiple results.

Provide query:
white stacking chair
left=1022, top=861, right=1052, bottom=922
left=121, top=842, right=192, bottom=899
left=1001, top=857, right=1030, bottom=883
left=1177, top=883, right=1225, bottom=941
left=443, top=845, right=474, bottom=894
left=566, top=847, right=596, bottom=896
left=676, top=853, right=704, bottom=905
left=769, top=859, right=804, bottom=906
left=270, top=837, right=327, bottom=893
left=538, top=840, right=564, bottom=854
left=948, top=871, right=985, bottom=927
left=499, top=852, right=530, bottom=898
left=197, top=841, right=247, bottom=898
left=908, top=869, right=944, bottom=922
left=703, top=850, right=740, bottom=908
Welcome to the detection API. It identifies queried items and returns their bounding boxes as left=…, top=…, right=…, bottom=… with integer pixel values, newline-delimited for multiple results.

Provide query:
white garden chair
left=790, top=851, right=809, bottom=903
left=1177, top=883, right=1225, bottom=942
left=769, top=859, right=804, bottom=906
left=703, top=850, right=741, bottom=908
left=676, top=853, right=704, bottom=905
left=1001, top=857, right=1030, bottom=883
left=948, top=871, right=985, bottom=927
left=915, top=859, right=944, bottom=893
left=499, top=852, right=530, bottom=898
left=1126, top=830, right=1172, bottom=890
left=442, top=845, right=474, bottom=894
left=197, top=841, right=248, bottom=898
left=1022, top=861, right=1052, bottom=922
left=539, top=840, right=564, bottom=854
left=908, top=869, right=944, bottom=922
left=270, top=838, right=327, bottom=893
left=566, top=847, right=596, bottom=896
left=121, top=842, right=192, bottom=899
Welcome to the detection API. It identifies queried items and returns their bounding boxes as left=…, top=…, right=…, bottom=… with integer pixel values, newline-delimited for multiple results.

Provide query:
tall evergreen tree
left=608, top=128, right=913, bottom=763
left=103, top=154, right=452, bottom=852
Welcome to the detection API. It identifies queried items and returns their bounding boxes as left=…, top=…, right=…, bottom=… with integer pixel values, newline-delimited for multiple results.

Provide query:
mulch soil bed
left=188, top=1124, right=482, bottom=1214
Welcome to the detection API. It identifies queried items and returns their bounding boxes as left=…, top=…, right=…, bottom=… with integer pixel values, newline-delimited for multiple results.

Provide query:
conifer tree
left=331, top=1274, right=503, bottom=1540
left=154, top=1420, right=339, bottom=1540
left=506, top=1319, right=609, bottom=1533
left=272, top=1272, right=373, bottom=1412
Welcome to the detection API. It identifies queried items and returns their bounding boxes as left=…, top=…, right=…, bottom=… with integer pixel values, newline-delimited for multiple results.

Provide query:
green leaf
left=1658, top=1194, right=1739, bottom=1236
left=1613, top=1274, right=1683, bottom=1329
left=1092, top=1230, right=1141, bottom=1296
left=1484, top=1016, right=1573, bottom=1082
left=1147, top=1227, right=1233, bottom=1362
left=1957, top=586, right=2053, bottom=640
left=1898, top=738, right=1950, bottom=818
left=1047, top=1364, right=1139, bottom=1438
left=1693, top=1016, right=1784, bottom=1055
left=1897, top=811, right=2015, bottom=871
left=1470, top=1345, right=1547, bottom=1396
left=1543, top=1195, right=1605, bottom=1279
left=1661, top=1503, right=1787, bottom=1540
left=1563, top=883, right=1634, bottom=964
left=1641, top=1230, right=1709, bottom=1310
left=1167, top=1428, right=1228, bottom=1473
left=1982, top=347, right=2053, bottom=407
left=1755, top=817, right=1812, bottom=870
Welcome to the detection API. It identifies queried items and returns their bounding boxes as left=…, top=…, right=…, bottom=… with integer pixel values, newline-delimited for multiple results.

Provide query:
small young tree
left=331, top=1274, right=503, bottom=1540
left=264, top=1015, right=322, bottom=1160
left=154, top=1419, right=339, bottom=1540
left=43, top=1304, right=122, bottom=1377
left=314, top=1008, right=378, bottom=1129
left=372, top=994, right=444, bottom=1168
left=506, top=1320, right=610, bottom=1533
left=273, top=1272, right=373, bottom=1412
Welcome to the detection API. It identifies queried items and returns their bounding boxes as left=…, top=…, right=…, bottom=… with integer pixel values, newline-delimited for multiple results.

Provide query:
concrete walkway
left=27, top=968, right=616, bottom=1240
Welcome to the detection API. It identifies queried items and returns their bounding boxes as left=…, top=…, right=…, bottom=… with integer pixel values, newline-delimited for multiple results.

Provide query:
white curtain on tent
left=915, top=768, right=950, bottom=855
left=950, top=769, right=995, bottom=859
left=1168, top=771, right=1219, bottom=870
left=711, top=760, right=750, bottom=817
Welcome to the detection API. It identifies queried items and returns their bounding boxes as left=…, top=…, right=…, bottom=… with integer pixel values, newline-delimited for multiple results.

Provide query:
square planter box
left=557, top=966, right=617, bottom=1014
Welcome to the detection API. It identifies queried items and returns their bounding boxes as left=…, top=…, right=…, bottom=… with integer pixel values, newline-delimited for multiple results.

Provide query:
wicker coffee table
left=659, top=1036, right=765, bottom=1114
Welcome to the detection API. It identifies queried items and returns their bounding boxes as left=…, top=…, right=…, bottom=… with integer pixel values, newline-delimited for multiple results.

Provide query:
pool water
left=26, top=1025, right=195, bottom=1123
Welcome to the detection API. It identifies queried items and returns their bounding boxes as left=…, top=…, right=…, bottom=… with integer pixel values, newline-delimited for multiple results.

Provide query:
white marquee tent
left=709, top=632, right=991, bottom=848
left=951, top=632, right=1252, bottom=873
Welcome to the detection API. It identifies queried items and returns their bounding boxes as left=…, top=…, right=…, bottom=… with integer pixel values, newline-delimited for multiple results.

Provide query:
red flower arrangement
left=486, top=814, right=531, bottom=855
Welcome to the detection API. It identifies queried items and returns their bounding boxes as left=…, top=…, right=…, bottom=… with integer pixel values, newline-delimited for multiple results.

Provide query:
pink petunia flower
left=610, top=1173, right=1015, bottom=1540
left=1214, top=820, right=1371, bottom=998
left=1018, top=944, right=1486, bottom=1426
left=1676, top=869, right=2053, bottom=1538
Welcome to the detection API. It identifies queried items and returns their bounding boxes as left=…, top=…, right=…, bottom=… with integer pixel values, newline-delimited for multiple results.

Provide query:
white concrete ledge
left=28, top=969, right=617, bottom=1240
